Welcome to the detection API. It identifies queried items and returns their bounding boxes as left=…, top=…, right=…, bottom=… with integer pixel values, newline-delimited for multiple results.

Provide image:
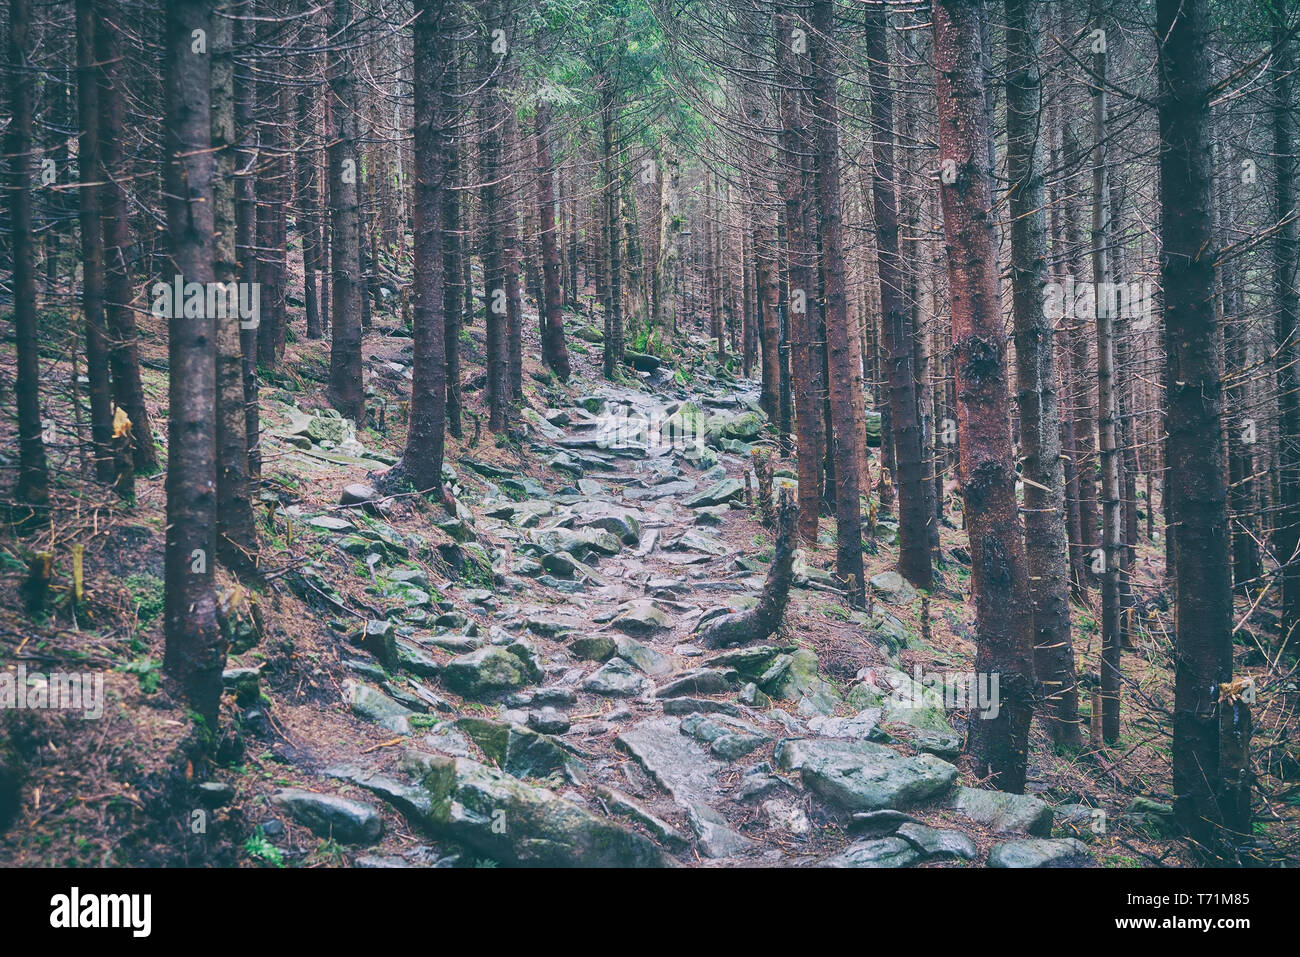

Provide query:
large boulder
left=775, top=738, right=957, bottom=812
left=769, top=649, right=842, bottom=716
left=271, top=789, right=382, bottom=844
left=335, top=753, right=668, bottom=867
left=683, top=479, right=745, bottom=509
left=612, top=600, right=673, bottom=636
left=869, top=571, right=918, bottom=605
left=823, top=837, right=918, bottom=868
left=456, top=718, right=576, bottom=779
left=442, top=646, right=538, bottom=698
left=987, top=838, right=1093, bottom=868
left=946, top=786, right=1054, bottom=836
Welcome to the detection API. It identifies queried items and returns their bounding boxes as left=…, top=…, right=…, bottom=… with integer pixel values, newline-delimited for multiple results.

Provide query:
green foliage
left=121, top=657, right=161, bottom=694
left=244, top=827, right=286, bottom=868
left=125, top=573, right=166, bottom=625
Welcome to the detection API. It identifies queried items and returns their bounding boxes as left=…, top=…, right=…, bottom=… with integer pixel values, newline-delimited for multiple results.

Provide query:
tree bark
left=1158, top=0, right=1237, bottom=850
left=327, top=0, right=365, bottom=424
left=536, top=100, right=571, bottom=381
left=396, top=0, right=450, bottom=496
left=866, top=5, right=931, bottom=590
left=75, top=0, right=115, bottom=485
left=932, top=0, right=1038, bottom=792
left=1006, top=0, right=1079, bottom=747
left=6, top=0, right=49, bottom=528
left=211, top=0, right=258, bottom=577
left=162, top=0, right=223, bottom=727
left=95, top=0, right=159, bottom=475
left=779, top=12, right=823, bottom=541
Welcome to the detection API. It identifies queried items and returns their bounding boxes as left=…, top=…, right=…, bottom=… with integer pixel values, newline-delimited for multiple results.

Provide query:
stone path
left=250, top=346, right=1110, bottom=868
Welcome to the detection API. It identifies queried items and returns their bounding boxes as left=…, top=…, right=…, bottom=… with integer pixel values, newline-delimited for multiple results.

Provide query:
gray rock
left=824, top=837, right=919, bottom=868
left=661, top=697, right=743, bottom=717
left=679, top=713, right=771, bottom=761
left=987, top=837, right=1094, bottom=868
left=308, top=515, right=353, bottom=532
left=441, top=646, right=534, bottom=698
left=655, top=668, right=737, bottom=698
left=527, top=707, right=571, bottom=735
left=869, top=571, right=918, bottom=605
left=617, top=716, right=719, bottom=803
left=685, top=800, right=754, bottom=858
left=947, top=785, right=1054, bottom=836
left=723, top=411, right=764, bottom=439
left=596, top=786, right=689, bottom=850
left=775, top=738, right=958, bottom=812
left=896, top=822, right=977, bottom=860
left=612, top=599, right=673, bottom=636
left=806, top=709, right=883, bottom=740
left=582, top=657, right=648, bottom=697
left=1119, top=796, right=1177, bottom=837
left=395, top=640, right=441, bottom=678
left=569, top=636, right=618, bottom=662
left=682, top=479, right=745, bottom=508
left=616, top=717, right=753, bottom=858
left=612, top=634, right=674, bottom=676
left=456, top=717, right=575, bottom=779
left=735, top=764, right=782, bottom=802
left=354, top=619, right=399, bottom=669
left=704, top=644, right=783, bottom=676
left=344, top=680, right=415, bottom=733
left=337, top=753, right=666, bottom=867
left=846, top=667, right=952, bottom=732
left=768, top=649, right=841, bottom=716
left=222, top=666, right=262, bottom=704
left=341, top=482, right=381, bottom=508
left=271, top=789, right=382, bottom=844
left=541, top=551, right=581, bottom=578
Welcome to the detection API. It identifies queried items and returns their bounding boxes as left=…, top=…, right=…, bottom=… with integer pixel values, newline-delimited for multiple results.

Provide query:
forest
left=0, top=0, right=1295, bottom=877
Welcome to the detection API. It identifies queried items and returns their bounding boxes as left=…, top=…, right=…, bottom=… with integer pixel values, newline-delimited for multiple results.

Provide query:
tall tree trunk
left=212, top=0, right=258, bottom=577
left=536, top=100, right=571, bottom=381
left=297, top=47, right=323, bottom=341
left=504, top=100, right=523, bottom=403
left=1006, top=0, right=1079, bottom=747
left=76, top=0, right=115, bottom=485
left=162, top=0, right=223, bottom=727
left=443, top=37, right=464, bottom=439
left=600, top=82, right=623, bottom=380
left=480, top=2, right=508, bottom=431
left=1158, top=0, right=1238, bottom=850
left=234, top=2, right=260, bottom=478
left=932, top=0, right=1038, bottom=792
left=327, top=0, right=364, bottom=423
left=779, top=12, right=823, bottom=541
left=809, top=0, right=865, bottom=603
left=1090, top=6, right=1123, bottom=745
left=95, top=0, right=159, bottom=475
left=866, top=4, right=931, bottom=589
left=1274, top=5, right=1300, bottom=645
left=6, top=0, right=50, bottom=528
left=1063, top=115, right=1101, bottom=584
left=397, top=0, right=450, bottom=495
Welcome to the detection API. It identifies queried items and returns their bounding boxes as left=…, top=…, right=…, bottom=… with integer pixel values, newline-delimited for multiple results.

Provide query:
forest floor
left=1, top=270, right=1297, bottom=868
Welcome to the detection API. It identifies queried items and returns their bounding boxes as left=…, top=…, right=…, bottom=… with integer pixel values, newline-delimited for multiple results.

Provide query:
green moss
left=124, top=573, right=166, bottom=625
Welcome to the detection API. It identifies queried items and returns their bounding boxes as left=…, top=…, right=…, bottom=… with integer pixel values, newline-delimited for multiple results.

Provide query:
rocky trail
left=202, top=324, right=1157, bottom=870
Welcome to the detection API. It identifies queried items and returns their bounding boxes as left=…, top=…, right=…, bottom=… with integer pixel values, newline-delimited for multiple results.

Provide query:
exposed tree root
left=699, top=489, right=797, bottom=649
